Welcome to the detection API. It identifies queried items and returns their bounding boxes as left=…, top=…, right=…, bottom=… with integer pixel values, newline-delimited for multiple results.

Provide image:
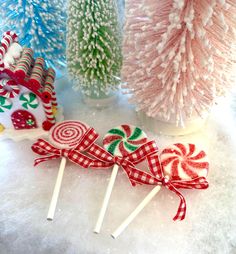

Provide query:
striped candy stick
left=42, top=68, right=57, bottom=106
left=42, top=100, right=56, bottom=127
left=94, top=125, right=148, bottom=234
left=29, top=57, right=45, bottom=88
left=15, top=48, right=34, bottom=79
left=111, top=143, right=209, bottom=238
left=0, top=31, right=18, bottom=70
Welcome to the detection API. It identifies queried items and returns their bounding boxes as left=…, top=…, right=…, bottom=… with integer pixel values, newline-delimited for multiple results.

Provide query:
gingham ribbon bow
left=87, top=141, right=158, bottom=186
left=129, top=154, right=209, bottom=221
left=31, top=128, right=99, bottom=168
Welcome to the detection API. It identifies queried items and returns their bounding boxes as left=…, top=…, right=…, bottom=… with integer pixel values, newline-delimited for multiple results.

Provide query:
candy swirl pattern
left=103, top=124, right=148, bottom=157
left=0, top=96, right=12, bottom=112
left=160, top=143, right=209, bottom=181
left=0, top=78, right=20, bottom=98
left=49, top=120, right=89, bottom=149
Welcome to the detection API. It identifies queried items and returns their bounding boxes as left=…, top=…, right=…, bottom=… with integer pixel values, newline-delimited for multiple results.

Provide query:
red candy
left=160, top=143, right=209, bottom=181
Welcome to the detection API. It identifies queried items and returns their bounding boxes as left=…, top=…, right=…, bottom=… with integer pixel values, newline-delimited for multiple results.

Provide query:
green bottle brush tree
left=67, top=0, right=122, bottom=99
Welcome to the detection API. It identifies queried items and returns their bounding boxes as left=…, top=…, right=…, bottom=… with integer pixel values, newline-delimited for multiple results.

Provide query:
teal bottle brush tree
left=0, top=0, right=66, bottom=69
left=67, top=0, right=122, bottom=100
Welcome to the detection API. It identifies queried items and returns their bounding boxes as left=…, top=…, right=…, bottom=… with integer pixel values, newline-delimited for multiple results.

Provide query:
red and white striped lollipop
left=49, top=120, right=89, bottom=149
left=47, top=120, right=89, bottom=220
left=160, top=143, right=209, bottom=180
left=111, top=143, right=209, bottom=238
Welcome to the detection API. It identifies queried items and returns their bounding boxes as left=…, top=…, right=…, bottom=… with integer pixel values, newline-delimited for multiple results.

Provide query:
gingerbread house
left=0, top=31, right=59, bottom=136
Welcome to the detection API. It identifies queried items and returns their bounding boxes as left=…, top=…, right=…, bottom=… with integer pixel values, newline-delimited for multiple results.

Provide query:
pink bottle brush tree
left=122, top=0, right=236, bottom=126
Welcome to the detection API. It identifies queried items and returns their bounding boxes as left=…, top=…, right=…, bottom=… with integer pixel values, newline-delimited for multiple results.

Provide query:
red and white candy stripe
left=42, top=100, right=55, bottom=125
left=0, top=31, right=18, bottom=71
left=29, top=57, right=45, bottom=87
left=0, top=78, right=20, bottom=98
left=49, top=120, right=89, bottom=149
left=160, top=143, right=209, bottom=181
left=43, top=68, right=57, bottom=106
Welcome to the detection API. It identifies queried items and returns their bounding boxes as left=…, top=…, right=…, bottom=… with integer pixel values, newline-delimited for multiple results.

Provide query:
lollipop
left=111, top=143, right=209, bottom=238
left=47, top=120, right=89, bottom=220
left=32, top=120, right=93, bottom=220
left=103, top=125, right=148, bottom=157
left=94, top=124, right=148, bottom=233
left=160, top=143, right=209, bottom=181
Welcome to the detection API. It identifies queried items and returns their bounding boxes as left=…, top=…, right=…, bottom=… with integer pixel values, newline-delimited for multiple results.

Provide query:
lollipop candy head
left=160, top=143, right=209, bottom=181
left=103, top=124, right=148, bottom=157
left=49, top=120, right=89, bottom=149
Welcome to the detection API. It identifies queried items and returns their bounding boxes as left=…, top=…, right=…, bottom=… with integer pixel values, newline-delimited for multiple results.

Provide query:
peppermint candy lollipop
left=94, top=124, right=147, bottom=233
left=103, top=124, right=148, bottom=157
left=47, top=120, right=89, bottom=220
left=160, top=143, right=209, bottom=180
left=111, top=143, right=209, bottom=238
left=49, top=120, right=89, bottom=149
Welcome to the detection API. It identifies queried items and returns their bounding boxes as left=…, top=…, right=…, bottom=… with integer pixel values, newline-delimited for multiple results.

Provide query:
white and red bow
left=129, top=154, right=209, bottom=221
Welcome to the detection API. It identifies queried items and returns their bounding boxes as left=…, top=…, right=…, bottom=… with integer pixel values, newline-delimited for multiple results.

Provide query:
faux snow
left=0, top=76, right=236, bottom=254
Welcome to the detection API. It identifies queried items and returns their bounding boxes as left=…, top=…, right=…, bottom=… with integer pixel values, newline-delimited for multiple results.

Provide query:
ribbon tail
left=167, top=183, right=187, bottom=221
left=34, top=155, right=60, bottom=166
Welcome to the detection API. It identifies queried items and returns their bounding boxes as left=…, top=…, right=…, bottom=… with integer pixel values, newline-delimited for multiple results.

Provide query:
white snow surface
left=0, top=76, right=236, bottom=254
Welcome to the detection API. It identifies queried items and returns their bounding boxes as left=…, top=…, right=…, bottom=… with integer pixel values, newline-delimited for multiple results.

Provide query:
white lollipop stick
left=112, top=143, right=210, bottom=238
left=46, top=120, right=89, bottom=220
left=111, top=185, right=161, bottom=238
left=47, top=157, right=67, bottom=220
left=94, top=164, right=119, bottom=233
left=94, top=125, right=148, bottom=233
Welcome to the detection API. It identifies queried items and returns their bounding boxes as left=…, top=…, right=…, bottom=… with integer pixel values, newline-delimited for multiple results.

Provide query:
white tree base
left=137, top=111, right=209, bottom=136
left=83, top=94, right=117, bottom=108
left=0, top=106, right=64, bottom=141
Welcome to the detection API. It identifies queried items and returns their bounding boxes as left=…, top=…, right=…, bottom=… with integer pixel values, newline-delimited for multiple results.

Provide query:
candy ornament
left=32, top=120, right=99, bottom=220
left=103, top=125, right=148, bottom=157
left=0, top=78, right=20, bottom=98
left=20, top=93, right=39, bottom=109
left=112, top=143, right=209, bottom=238
left=94, top=124, right=148, bottom=233
left=0, top=96, right=12, bottom=112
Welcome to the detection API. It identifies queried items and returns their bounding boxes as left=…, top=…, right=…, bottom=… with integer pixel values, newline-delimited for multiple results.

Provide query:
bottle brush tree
left=67, top=0, right=122, bottom=98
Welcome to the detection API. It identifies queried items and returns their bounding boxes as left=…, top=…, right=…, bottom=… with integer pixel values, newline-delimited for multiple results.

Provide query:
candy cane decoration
left=29, top=57, right=45, bottom=87
left=111, top=143, right=209, bottom=238
left=47, top=121, right=89, bottom=220
left=15, top=48, right=34, bottom=79
left=43, top=68, right=57, bottom=106
left=94, top=125, right=148, bottom=233
left=42, top=100, right=55, bottom=126
left=0, top=31, right=18, bottom=71
left=0, top=78, right=20, bottom=98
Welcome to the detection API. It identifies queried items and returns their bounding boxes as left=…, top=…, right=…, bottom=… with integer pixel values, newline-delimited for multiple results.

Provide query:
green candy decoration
left=20, top=93, right=39, bottom=109
left=0, top=96, right=13, bottom=113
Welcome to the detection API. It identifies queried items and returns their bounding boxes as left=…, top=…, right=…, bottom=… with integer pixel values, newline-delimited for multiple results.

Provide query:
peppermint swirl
left=49, top=120, right=89, bottom=149
left=160, top=143, right=209, bottom=181
left=103, top=124, right=147, bottom=157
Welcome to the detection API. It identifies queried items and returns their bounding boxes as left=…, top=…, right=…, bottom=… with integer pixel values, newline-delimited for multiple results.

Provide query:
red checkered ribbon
left=129, top=154, right=209, bottom=221
left=87, top=141, right=158, bottom=186
left=31, top=128, right=99, bottom=168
